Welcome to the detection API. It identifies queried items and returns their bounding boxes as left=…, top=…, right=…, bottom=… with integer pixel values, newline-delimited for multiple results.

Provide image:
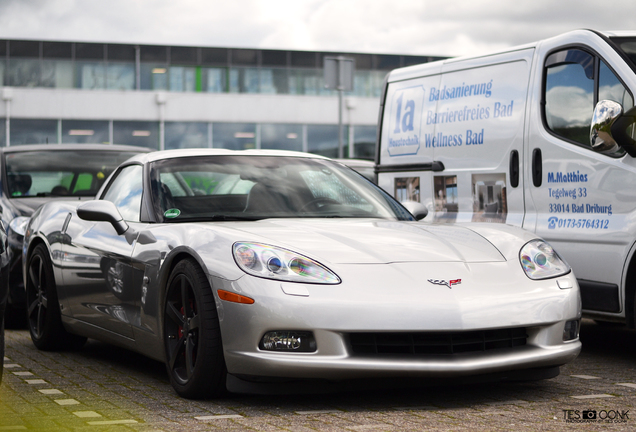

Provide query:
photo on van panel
left=471, top=173, right=507, bottom=223
left=394, top=177, right=420, bottom=202
left=433, top=175, right=458, bottom=222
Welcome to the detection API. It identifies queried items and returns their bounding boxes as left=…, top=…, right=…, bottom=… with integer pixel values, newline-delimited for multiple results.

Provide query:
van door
left=432, top=50, right=533, bottom=226
left=526, top=43, right=636, bottom=316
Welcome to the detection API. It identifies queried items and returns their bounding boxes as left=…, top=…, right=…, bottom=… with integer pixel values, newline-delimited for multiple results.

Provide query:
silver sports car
left=23, top=149, right=581, bottom=398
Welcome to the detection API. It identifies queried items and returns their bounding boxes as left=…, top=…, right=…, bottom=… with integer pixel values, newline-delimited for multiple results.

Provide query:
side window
left=544, top=48, right=634, bottom=149
left=544, top=49, right=594, bottom=146
left=102, top=165, right=143, bottom=222
left=599, top=60, right=634, bottom=110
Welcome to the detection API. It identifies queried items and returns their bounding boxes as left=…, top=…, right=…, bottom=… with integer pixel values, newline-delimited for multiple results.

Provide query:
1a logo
left=394, top=93, right=415, bottom=133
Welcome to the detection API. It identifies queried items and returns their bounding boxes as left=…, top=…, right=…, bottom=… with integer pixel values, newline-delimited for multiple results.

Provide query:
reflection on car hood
left=227, top=219, right=505, bottom=264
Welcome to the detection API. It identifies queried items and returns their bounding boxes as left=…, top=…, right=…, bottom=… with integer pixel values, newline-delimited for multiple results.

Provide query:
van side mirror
left=401, top=200, right=428, bottom=221
left=591, top=100, right=636, bottom=157
left=77, top=200, right=129, bottom=235
left=590, top=100, right=622, bottom=154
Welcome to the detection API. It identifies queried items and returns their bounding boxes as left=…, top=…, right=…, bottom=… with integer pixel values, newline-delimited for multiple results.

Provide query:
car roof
left=0, top=143, right=151, bottom=154
left=125, top=148, right=332, bottom=165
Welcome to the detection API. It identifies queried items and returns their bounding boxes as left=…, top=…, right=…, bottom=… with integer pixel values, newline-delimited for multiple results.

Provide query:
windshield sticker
left=471, top=173, right=507, bottom=223
left=164, top=208, right=181, bottom=219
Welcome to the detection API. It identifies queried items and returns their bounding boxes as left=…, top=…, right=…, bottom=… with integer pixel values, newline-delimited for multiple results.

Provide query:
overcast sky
left=0, top=0, right=634, bottom=57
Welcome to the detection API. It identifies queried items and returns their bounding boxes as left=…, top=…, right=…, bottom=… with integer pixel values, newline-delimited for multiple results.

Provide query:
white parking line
left=195, top=415, right=243, bottom=420
left=86, top=420, right=138, bottom=425
left=616, top=383, right=636, bottom=389
left=570, top=394, right=614, bottom=399
left=73, top=411, right=102, bottom=418
left=12, top=372, right=33, bottom=376
left=3, top=364, right=20, bottom=368
left=38, top=389, right=64, bottom=395
left=25, top=379, right=47, bottom=385
left=571, top=375, right=601, bottom=380
left=54, top=399, right=80, bottom=406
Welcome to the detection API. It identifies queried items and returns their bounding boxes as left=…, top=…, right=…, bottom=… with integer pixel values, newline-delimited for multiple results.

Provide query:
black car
left=0, top=220, right=9, bottom=384
left=1, top=144, right=149, bottom=326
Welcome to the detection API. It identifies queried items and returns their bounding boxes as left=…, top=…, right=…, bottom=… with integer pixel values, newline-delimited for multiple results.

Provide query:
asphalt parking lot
left=1, top=319, right=636, bottom=431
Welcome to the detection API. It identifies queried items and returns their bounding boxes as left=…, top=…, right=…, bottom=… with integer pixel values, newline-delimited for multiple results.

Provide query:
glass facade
left=10, top=119, right=58, bottom=145
left=212, top=123, right=257, bottom=150
left=307, top=125, right=341, bottom=158
left=0, top=119, right=5, bottom=147
left=353, top=125, right=377, bottom=159
left=62, top=120, right=109, bottom=144
left=261, top=124, right=303, bottom=151
left=113, top=121, right=159, bottom=149
left=0, top=117, right=376, bottom=157
left=0, top=39, right=440, bottom=97
left=165, top=122, right=208, bottom=149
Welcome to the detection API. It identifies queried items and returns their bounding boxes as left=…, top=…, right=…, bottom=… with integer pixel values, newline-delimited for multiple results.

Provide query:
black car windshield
left=150, top=155, right=414, bottom=222
left=5, top=150, right=141, bottom=198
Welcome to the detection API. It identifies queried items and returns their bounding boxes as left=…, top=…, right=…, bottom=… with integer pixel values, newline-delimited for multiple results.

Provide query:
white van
left=376, top=30, right=636, bottom=326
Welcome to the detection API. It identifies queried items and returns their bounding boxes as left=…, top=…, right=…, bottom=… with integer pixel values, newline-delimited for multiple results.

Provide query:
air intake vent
left=349, top=328, right=527, bottom=355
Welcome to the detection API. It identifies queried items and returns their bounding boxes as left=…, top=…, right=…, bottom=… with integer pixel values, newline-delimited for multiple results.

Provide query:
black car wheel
left=164, top=259, right=226, bottom=399
left=26, top=244, right=86, bottom=351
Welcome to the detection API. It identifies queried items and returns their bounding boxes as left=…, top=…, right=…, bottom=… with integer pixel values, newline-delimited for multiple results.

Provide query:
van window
left=544, top=49, right=594, bottom=146
left=544, top=49, right=634, bottom=151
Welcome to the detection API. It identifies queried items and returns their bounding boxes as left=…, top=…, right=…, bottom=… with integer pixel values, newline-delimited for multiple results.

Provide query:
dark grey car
left=1, top=144, right=149, bottom=327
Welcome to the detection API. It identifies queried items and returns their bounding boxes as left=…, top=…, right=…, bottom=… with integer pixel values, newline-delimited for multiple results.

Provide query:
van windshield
left=610, top=37, right=636, bottom=71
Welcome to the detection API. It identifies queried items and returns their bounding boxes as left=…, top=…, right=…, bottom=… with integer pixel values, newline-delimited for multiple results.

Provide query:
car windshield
left=5, top=150, right=141, bottom=198
left=150, top=155, right=414, bottom=222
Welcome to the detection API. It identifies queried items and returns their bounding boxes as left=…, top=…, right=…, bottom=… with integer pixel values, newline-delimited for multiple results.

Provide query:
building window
left=307, top=124, right=342, bottom=158
left=212, top=123, right=256, bottom=150
left=10, top=119, right=58, bottom=145
left=165, top=122, right=208, bottom=149
left=0, top=119, right=5, bottom=147
left=62, top=120, right=110, bottom=144
left=353, top=125, right=377, bottom=159
left=261, top=124, right=303, bottom=151
left=113, top=121, right=159, bottom=149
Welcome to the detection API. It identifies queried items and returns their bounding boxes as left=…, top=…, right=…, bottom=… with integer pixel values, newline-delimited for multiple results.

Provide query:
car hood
left=227, top=219, right=505, bottom=264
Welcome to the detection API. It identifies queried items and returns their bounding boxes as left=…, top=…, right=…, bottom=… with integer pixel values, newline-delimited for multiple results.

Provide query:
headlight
left=520, top=239, right=570, bottom=280
left=233, top=242, right=340, bottom=284
left=9, top=216, right=30, bottom=237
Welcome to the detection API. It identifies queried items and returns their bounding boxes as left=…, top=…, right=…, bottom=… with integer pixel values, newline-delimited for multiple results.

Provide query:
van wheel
left=163, top=259, right=226, bottom=399
left=26, top=244, right=86, bottom=351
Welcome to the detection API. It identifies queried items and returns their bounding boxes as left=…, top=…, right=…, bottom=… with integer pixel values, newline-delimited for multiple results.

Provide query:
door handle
left=509, top=150, right=519, bottom=188
left=532, top=148, right=542, bottom=187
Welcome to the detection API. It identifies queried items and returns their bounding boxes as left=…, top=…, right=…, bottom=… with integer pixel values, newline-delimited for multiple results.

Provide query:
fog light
left=563, top=320, right=580, bottom=341
left=260, top=331, right=317, bottom=352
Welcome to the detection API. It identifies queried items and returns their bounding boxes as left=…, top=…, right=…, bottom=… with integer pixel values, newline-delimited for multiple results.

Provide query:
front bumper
left=212, top=261, right=582, bottom=380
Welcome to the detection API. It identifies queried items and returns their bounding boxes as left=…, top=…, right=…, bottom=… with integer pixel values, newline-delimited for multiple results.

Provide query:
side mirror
left=591, top=100, right=636, bottom=157
left=401, top=200, right=428, bottom=221
left=590, top=100, right=622, bottom=154
left=77, top=201, right=129, bottom=235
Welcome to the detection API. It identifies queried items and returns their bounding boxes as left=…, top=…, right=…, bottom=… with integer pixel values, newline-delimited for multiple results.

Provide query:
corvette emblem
left=428, top=279, right=462, bottom=289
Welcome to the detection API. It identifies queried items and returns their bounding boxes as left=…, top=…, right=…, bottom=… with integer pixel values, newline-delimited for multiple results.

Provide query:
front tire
left=163, top=259, right=226, bottom=399
left=26, top=244, right=86, bottom=350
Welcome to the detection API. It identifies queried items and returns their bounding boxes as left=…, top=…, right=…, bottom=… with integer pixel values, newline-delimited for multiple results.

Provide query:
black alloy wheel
left=163, top=259, right=226, bottom=399
left=26, top=244, right=86, bottom=350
